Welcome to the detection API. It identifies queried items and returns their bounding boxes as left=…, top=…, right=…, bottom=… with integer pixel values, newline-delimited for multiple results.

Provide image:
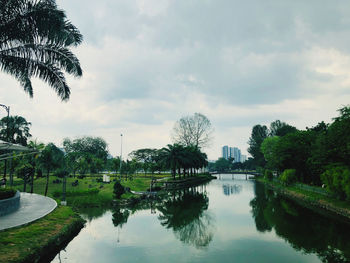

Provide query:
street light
left=0, top=104, right=10, bottom=184
left=119, top=134, right=122, bottom=181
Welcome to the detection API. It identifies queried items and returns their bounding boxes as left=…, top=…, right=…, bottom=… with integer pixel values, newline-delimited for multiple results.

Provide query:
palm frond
left=0, top=0, right=83, bottom=100
left=0, top=53, right=70, bottom=100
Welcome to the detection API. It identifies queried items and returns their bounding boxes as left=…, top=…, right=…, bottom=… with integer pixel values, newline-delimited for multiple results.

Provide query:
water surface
left=52, top=175, right=350, bottom=263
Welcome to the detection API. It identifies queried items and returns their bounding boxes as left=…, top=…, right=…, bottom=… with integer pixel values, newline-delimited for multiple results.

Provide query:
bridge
left=209, top=171, right=261, bottom=180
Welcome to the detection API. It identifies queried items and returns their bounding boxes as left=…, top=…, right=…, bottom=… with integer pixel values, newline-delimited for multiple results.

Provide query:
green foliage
left=0, top=188, right=15, bottom=200
left=16, top=163, right=34, bottom=180
left=113, top=181, right=125, bottom=199
left=63, top=136, right=109, bottom=174
left=0, top=116, right=32, bottom=145
left=211, top=158, right=232, bottom=172
left=321, top=166, right=350, bottom=200
left=248, top=124, right=269, bottom=167
left=0, top=0, right=83, bottom=100
left=260, top=136, right=280, bottom=170
left=279, top=169, right=297, bottom=186
left=53, top=169, right=69, bottom=178
left=264, top=169, right=273, bottom=181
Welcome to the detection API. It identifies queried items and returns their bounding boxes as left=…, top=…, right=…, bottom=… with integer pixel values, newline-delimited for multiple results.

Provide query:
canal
left=52, top=175, right=350, bottom=262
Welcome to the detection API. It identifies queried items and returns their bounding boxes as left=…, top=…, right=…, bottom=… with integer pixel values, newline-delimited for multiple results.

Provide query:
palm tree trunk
left=45, top=168, right=50, bottom=196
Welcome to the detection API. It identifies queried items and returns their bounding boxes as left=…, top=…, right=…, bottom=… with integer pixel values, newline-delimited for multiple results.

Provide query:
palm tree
left=0, top=0, right=83, bottom=100
left=27, top=139, right=44, bottom=193
left=0, top=115, right=31, bottom=182
left=0, top=115, right=31, bottom=145
left=38, top=143, right=64, bottom=196
left=159, top=144, right=185, bottom=179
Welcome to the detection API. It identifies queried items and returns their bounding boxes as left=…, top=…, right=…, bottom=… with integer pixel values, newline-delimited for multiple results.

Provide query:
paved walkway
left=0, top=192, right=57, bottom=231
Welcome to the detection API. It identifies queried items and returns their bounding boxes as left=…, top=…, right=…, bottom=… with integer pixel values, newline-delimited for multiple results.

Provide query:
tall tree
left=129, top=148, right=158, bottom=174
left=159, top=144, right=185, bottom=179
left=0, top=0, right=83, bottom=100
left=269, top=120, right=298, bottom=137
left=39, top=143, right=64, bottom=196
left=172, top=113, right=214, bottom=149
left=248, top=124, right=269, bottom=167
left=63, top=136, right=108, bottom=161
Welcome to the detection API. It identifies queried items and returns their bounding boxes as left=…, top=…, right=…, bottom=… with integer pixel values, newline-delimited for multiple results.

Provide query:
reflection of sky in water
left=52, top=175, right=321, bottom=263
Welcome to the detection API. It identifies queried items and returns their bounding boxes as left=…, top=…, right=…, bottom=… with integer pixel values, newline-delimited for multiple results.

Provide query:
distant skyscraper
left=222, top=146, right=229, bottom=160
left=222, top=145, right=245, bottom=162
left=231, top=147, right=240, bottom=163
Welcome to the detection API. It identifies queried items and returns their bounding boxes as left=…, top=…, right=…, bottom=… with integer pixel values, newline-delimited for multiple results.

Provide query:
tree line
left=248, top=106, right=350, bottom=200
left=0, top=112, right=212, bottom=195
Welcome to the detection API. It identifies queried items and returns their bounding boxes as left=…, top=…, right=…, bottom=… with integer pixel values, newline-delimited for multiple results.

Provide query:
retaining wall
left=0, top=190, right=20, bottom=216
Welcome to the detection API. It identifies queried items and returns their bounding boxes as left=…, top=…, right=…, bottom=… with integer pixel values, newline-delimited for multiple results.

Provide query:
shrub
left=0, top=188, right=16, bottom=200
left=279, top=169, right=297, bottom=186
left=264, top=169, right=273, bottom=181
left=113, top=181, right=125, bottom=199
left=321, top=165, right=350, bottom=200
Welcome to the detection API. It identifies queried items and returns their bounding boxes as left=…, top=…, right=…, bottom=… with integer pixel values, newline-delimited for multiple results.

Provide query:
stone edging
left=0, top=190, right=20, bottom=216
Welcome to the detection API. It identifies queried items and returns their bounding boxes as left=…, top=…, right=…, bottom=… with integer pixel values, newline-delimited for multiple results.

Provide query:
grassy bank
left=0, top=206, right=85, bottom=263
left=257, top=177, right=350, bottom=220
left=8, top=173, right=212, bottom=209
left=9, top=175, right=155, bottom=208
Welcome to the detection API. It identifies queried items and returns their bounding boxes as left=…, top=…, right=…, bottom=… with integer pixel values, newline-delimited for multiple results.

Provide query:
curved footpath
left=0, top=192, right=57, bottom=231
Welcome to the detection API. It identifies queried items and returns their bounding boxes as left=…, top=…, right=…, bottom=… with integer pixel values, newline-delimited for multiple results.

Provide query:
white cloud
left=1, top=0, right=350, bottom=160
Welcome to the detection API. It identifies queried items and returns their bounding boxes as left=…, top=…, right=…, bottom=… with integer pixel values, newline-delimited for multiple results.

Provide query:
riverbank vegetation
left=0, top=206, right=85, bottom=263
left=248, top=105, right=350, bottom=203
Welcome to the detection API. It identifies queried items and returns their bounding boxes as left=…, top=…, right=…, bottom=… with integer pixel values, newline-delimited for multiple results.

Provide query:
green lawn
left=7, top=174, right=155, bottom=208
left=0, top=206, right=85, bottom=263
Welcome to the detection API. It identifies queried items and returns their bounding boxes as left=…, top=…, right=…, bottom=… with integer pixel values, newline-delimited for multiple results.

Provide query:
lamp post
left=0, top=104, right=10, bottom=183
left=119, top=134, right=122, bottom=181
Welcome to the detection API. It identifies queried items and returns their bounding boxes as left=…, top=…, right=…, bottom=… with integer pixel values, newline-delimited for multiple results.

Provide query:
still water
left=52, top=175, right=350, bottom=263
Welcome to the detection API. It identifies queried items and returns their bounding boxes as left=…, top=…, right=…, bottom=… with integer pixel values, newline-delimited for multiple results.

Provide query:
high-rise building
left=232, top=147, right=241, bottom=163
left=222, top=146, right=229, bottom=160
left=222, top=145, right=246, bottom=163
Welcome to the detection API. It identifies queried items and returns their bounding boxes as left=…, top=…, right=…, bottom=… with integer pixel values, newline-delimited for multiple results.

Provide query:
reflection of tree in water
left=250, top=182, right=350, bottom=262
left=112, top=208, right=130, bottom=228
left=157, top=188, right=215, bottom=249
left=222, top=184, right=242, bottom=196
left=79, top=207, right=110, bottom=222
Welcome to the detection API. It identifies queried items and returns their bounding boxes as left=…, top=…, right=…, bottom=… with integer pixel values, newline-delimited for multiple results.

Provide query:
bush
left=0, top=188, right=16, bottom=200
left=321, top=165, right=350, bottom=200
left=279, top=169, right=297, bottom=186
left=113, top=181, right=125, bottom=199
left=264, top=169, right=273, bottom=181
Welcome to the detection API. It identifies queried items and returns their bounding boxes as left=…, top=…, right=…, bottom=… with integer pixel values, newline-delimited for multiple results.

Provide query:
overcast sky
left=1, top=0, right=350, bottom=160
